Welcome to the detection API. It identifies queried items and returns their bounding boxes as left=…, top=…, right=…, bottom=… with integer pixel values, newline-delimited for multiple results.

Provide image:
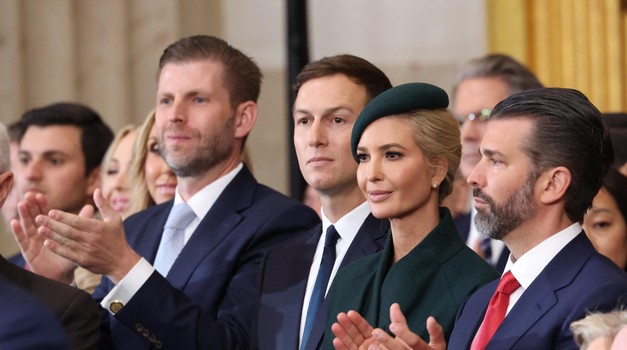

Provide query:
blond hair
left=571, top=310, right=627, bottom=350
left=400, top=109, right=461, bottom=203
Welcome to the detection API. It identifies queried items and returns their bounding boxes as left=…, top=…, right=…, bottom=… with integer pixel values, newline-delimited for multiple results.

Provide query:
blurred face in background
left=145, top=124, right=177, bottom=204
left=102, top=130, right=136, bottom=215
left=583, top=187, right=627, bottom=269
left=19, top=125, right=99, bottom=214
left=454, top=77, right=510, bottom=179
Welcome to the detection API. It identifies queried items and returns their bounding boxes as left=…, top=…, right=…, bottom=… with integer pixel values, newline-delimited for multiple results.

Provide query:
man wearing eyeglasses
left=452, top=54, right=543, bottom=272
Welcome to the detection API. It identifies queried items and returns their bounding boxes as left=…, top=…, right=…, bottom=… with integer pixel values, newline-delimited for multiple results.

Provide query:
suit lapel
left=449, top=280, right=495, bottom=349
left=340, top=215, right=388, bottom=269
left=488, top=273, right=557, bottom=349
left=304, top=215, right=387, bottom=350
left=277, top=224, right=321, bottom=349
left=488, top=232, right=593, bottom=349
left=166, top=167, right=256, bottom=289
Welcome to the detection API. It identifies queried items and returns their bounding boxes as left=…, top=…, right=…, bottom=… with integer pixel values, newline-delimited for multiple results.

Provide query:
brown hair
left=294, top=54, right=392, bottom=102
left=158, top=35, right=262, bottom=107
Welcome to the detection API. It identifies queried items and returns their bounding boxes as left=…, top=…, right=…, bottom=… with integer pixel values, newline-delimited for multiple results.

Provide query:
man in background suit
left=335, top=88, right=627, bottom=350
left=255, top=55, right=392, bottom=350
left=452, top=54, right=543, bottom=273
left=0, top=276, right=68, bottom=349
left=14, top=35, right=319, bottom=349
left=0, top=122, right=103, bottom=350
left=10, top=103, right=114, bottom=293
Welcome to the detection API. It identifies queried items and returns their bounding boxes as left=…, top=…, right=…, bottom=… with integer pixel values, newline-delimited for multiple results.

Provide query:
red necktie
left=471, top=271, right=521, bottom=350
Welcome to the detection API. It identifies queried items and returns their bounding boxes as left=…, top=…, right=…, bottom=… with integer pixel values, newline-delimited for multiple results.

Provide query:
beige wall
left=0, top=1, right=487, bottom=259
left=0, top=0, right=486, bottom=192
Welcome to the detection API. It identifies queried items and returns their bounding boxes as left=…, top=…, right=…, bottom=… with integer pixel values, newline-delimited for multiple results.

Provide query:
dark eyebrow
left=293, top=106, right=354, bottom=118
left=481, top=148, right=504, bottom=158
left=18, top=150, right=68, bottom=158
left=588, top=207, right=612, bottom=215
left=357, top=143, right=406, bottom=153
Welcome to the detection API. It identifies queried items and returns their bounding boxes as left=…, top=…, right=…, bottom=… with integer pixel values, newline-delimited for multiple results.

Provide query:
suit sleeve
left=57, top=288, right=106, bottom=350
left=111, top=201, right=319, bottom=350
left=555, top=280, right=627, bottom=350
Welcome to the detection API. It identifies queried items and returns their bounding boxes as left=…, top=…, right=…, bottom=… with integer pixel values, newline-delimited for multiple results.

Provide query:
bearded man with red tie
left=330, top=88, right=627, bottom=350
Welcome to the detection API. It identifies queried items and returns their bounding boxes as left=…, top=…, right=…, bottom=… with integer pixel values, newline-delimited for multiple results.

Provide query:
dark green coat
left=322, top=208, right=498, bottom=349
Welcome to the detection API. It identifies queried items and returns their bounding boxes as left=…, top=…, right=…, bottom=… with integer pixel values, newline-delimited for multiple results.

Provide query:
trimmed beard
left=473, top=173, right=537, bottom=240
left=160, top=116, right=235, bottom=178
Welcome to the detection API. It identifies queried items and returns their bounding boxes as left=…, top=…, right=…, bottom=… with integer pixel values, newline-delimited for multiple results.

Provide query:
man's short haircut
left=7, top=121, right=25, bottom=143
left=158, top=35, right=263, bottom=107
left=20, top=102, right=114, bottom=177
left=294, top=54, right=392, bottom=102
left=491, top=88, right=614, bottom=223
left=0, top=122, right=11, bottom=173
left=453, top=53, right=543, bottom=99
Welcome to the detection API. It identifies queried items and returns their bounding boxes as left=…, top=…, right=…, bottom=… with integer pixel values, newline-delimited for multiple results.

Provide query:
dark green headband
left=351, top=82, right=449, bottom=161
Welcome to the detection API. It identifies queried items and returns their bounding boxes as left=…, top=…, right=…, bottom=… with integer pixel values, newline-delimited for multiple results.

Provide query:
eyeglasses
left=455, top=108, right=492, bottom=124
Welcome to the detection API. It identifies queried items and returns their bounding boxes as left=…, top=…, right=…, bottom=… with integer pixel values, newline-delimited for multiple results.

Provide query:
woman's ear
left=430, top=157, right=448, bottom=187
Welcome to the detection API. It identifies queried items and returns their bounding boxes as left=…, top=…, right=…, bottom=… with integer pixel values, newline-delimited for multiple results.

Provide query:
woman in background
left=325, top=83, right=497, bottom=349
left=101, top=125, right=136, bottom=218
left=127, top=109, right=177, bottom=215
left=583, top=168, right=627, bottom=270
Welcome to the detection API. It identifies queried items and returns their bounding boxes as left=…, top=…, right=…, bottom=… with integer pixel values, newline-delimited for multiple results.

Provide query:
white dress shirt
left=472, top=223, right=581, bottom=341
left=503, top=223, right=581, bottom=314
left=101, top=163, right=243, bottom=314
left=298, top=201, right=371, bottom=347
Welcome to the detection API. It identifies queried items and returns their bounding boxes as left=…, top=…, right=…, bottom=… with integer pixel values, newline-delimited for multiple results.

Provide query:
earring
left=432, top=183, right=438, bottom=189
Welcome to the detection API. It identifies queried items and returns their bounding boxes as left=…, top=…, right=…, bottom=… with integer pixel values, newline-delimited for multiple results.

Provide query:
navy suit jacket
left=448, top=232, right=627, bottom=350
left=0, top=256, right=103, bottom=350
left=255, top=214, right=388, bottom=350
left=93, top=166, right=320, bottom=350
left=455, top=212, right=509, bottom=273
left=0, top=277, right=69, bottom=349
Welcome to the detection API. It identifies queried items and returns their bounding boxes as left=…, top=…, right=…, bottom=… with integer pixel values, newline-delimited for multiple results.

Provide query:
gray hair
left=0, top=122, right=11, bottom=173
left=571, top=310, right=627, bottom=350
left=453, top=53, right=543, bottom=99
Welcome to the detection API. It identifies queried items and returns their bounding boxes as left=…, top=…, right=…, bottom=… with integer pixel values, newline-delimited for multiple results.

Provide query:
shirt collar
left=320, top=201, right=370, bottom=243
left=172, top=163, right=243, bottom=220
left=505, top=222, right=581, bottom=289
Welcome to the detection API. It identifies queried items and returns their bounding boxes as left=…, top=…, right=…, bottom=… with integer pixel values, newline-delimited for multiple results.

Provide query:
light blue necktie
left=301, top=225, right=340, bottom=349
left=153, top=203, right=196, bottom=276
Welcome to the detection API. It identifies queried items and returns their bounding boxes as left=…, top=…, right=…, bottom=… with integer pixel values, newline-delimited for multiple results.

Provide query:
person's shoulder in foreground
left=0, top=276, right=69, bottom=350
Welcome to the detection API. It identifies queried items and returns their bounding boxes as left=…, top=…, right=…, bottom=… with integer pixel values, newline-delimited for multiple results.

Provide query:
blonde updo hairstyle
left=398, top=108, right=461, bottom=204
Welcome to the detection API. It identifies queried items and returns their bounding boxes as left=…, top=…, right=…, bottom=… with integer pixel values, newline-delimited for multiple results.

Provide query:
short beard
left=160, top=116, right=235, bottom=178
left=473, top=173, right=538, bottom=240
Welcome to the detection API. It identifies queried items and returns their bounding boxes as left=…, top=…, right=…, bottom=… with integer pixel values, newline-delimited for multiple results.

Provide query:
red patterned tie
left=471, top=271, right=521, bottom=350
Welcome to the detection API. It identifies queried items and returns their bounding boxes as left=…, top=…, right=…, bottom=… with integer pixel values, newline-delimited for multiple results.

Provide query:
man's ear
left=86, top=166, right=102, bottom=198
left=539, top=166, right=571, bottom=204
left=233, top=101, right=258, bottom=140
left=0, top=171, right=13, bottom=207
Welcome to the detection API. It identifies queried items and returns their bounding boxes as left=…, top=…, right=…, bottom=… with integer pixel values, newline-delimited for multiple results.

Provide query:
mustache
left=472, top=188, right=493, bottom=204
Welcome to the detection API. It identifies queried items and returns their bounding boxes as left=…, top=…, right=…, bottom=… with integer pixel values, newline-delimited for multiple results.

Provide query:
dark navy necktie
left=301, top=225, right=340, bottom=349
left=480, top=236, right=493, bottom=264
